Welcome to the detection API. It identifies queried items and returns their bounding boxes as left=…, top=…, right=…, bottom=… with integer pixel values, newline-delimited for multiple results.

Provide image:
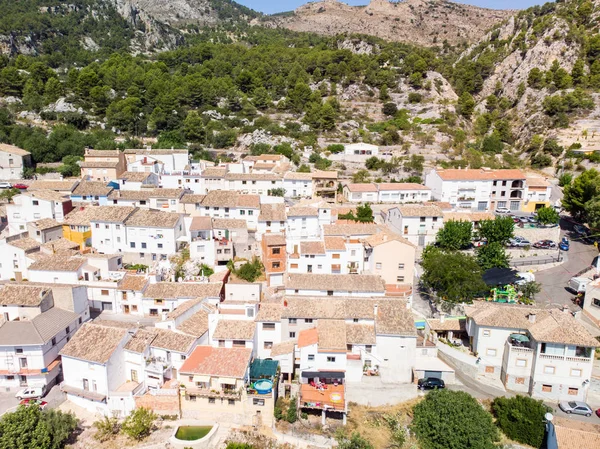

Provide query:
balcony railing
left=184, top=386, right=241, bottom=400
left=539, top=353, right=567, bottom=361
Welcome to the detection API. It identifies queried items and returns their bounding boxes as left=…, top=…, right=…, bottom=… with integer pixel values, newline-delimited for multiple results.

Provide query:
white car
left=15, top=387, right=43, bottom=400
left=495, top=207, right=510, bottom=214
left=0, top=182, right=12, bottom=189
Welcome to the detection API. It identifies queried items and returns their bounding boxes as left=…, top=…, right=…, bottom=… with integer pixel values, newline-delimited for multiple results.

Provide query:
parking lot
left=0, top=384, right=65, bottom=416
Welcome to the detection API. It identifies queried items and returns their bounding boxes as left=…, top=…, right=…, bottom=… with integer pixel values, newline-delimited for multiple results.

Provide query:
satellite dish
left=544, top=413, right=554, bottom=422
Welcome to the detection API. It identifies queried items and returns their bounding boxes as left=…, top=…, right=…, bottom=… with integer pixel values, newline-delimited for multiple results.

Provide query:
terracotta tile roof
left=251, top=154, right=284, bottom=161
left=285, top=273, right=385, bottom=293
left=8, top=237, right=41, bottom=252
left=259, top=203, right=286, bottom=221
left=396, top=204, right=443, bottom=218
left=24, top=190, right=70, bottom=202
left=124, top=148, right=188, bottom=155
left=312, top=170, right=338, bottom=179
left=282, top=297, right=378, bottom=320
left=466, top=303, right=599, bottom=347
left=443, top=211, right=494, bottom=222
left=225, top=173, right=281, bottom=181
left=108, top=188, right=185, bottom=201
left=323, top=224, right=380, bottom=236
left=376, top=300, right=416, bottom=336
left=119, top=274, right=149, bottom=292
left=434, top=168, right=526, bottom=181
left=525, top=175, right=551, bottom=187
left=200, top=167, right=227, bottom=178
left=189, top=217, right=212, bottom=231
left=166, top=297, right=204, bottom=320
left=426, top=201, right=453, bottom=210
left=85, top=149, right=121, bottom=158
left=41, top=238, right=80, bottom=253
left=65, top=206, right=136, bottom=225
left=555, top=425, right=600, bottom=449
left=300, top=241, right=326, bottom=255
left=0, top=143, right=30, bottom=156
left=177, top=309, right=210, bottom=338
left=29, top=218, right=62, bottom=230
left=151, top=328, right=197, bottom=353
left=144, top=282, right=222, bottom=300
left=426, top=318, right=466, bottom=332
left=270, top=340, right=296, bottom=357
left=0, top=285, right=51, bottom=306
left=324, top=237, right=346, bottom=251
left=180, top=194, right=206, bottom=204
left=28, top=180, right=78, bottom=192
left=80, top=161, right=119, bottom=169
left=345, top=183, right=377, bottom=193
left=346, top=324, right=376, bottom=345
left=118, top=171, right=155, bottom=182
left=237, top=194, right=261, bottom=209
left=376, top=183, right=430, bottom=191
left=125, top=209, right=181, bottom=228
left=200, top=190, right=260, bottom=208
left=255, top=303, right=283, bottom=322
left=362, top=231, right=415, bottom=248
left=212, top=218, right=247, bottom=230
left=179, top=346, right=252, bottom=378
left=124, top=329, right=156, bottom=353
left=284, top=172, right=313, bottom=181
left=0, top=307, right=78, bottom=345
left=287, top=206, right=319, bottom=217
left=263, top=233, right=286, bottom=246
left=60, top=323, right=128, bottom=364
left=29, top=255, right=86, bottom=272
left=212, top=320, right=255, bottom=340
left=298, top=327, right=319, bottom=348
left=317, top=319, right=346, bottom=352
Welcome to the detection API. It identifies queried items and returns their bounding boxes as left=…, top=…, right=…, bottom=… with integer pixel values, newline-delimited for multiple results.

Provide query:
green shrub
left=121, top=408, right=156, bottom=441
left=286, top=396, right=298, bottom=423
left=491, top=395, right=550, bottom=447
left=93, top=416, right=120, bottom=442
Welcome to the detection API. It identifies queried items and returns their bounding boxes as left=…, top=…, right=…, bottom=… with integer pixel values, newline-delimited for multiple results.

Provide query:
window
left=568, top=387, right=579, bottom=396
left=272, top=247, right=280, bottom=255
left=130, top=242, right=136, bottom=248
left=218, top=340, right=225, bottom=347
left=248, top=210, right=253, bottom=215
left=308, top=354, right=315, bottom=361
left=291, top=263, right=299, bottom=269
left=483, top=330, right=491, bottom=337
left=289, top=318, right=297, bottom=325
left=305, top=318, right=313, bottom=323
left=51, top=337, right=56, bottom=346
left=154, top=299, right=164, bottom=305
left=157, top=243, right=163, bottom=249
left=396, top=276, right=405, bottom=282
left=208, top=398, right=216, bottom=404
left=264, top=341, right=273, bottom=349
left=272, top=262, right=280, bottom=269
left=253, top=398, right=265, bottom=406
left=351, top=250, right=356, bottom=256
left=228, top=399, right=235, bottom=405
left=240, top=209, right=246, bottom=215
left=95, top=223, right=100, bottom=229
left=15, top=348, right=23, bottom=354
left=141, top=242, right=147, bottom=249
left=398, top=263, right=405, bottom=269
left=353, top=318, right=359, bottom=323
left=542, top=384, right=552, bottom=392
left=32, top=200, right=39, bottom=206
left=262, top=323, right=275, bottom=330
left=327, top=356, right=336, bottom=363
left=403, top=226, right=409, bottom=235
left=544, top=366, right=556, bottom=375
left=571, top=368, right=582, bottom=377
left=515, top=359, right=527, bottom=367
left=101, top=290, right=109, bottom=296
left=289, top=332, right=296, bottom=338
left=486, top=348, right=497, bottom=357
left=332, top=254, right=340, bottom=259
left=366, top=345, right=372, bottom=353
left=233, top=340, right=245, bottom=348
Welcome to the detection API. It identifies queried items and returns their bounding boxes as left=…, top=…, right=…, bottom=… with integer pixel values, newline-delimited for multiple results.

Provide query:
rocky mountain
left=266, top=0, right=512, bottom=47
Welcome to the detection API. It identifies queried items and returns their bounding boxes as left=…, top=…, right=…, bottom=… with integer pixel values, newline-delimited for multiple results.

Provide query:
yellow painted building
left=522, top=174, right=553, bottom=213
left=62, top=223, right=92, bottom=249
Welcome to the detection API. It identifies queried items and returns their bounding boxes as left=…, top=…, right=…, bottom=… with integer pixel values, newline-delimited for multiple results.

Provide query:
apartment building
left=425, top=168, right=526, bottom=212
left=225, top=173, right=283, bottom=195
left=197, top=190, right=260, bottom=231
left=117, top=171, right=159, bottom=191
left=344, top=142, right=379, bottom=156
left=107, top=188, right=186, bottom=212
left=257, top=203, right=286, bottom=241
left=0, top=236, right=41, bottom=281
left=523, top=174, right=553, bottom=212
left=80, top=149, right=127, bottom=181
left=312, top=170, right=338, bottom=201
left=0, top=143, right=31, bottom=179
left=283, top=172, right=313, bottom=198
left=284, top=273, right=386, bottom=297
left=27, top=218, right=63, bottom=244
left=141, top=282, right=223, bottom=317
left=382, top=204, right=443, bottom=247
left=87, top=206, right=137, bottom=255
left=124, top=148, right=189, bottom=174
left=343, top=183, right=431, bottom=204
left=466, top=303, right=598, bottom=401
left=28, top=179, right=80, bottom=196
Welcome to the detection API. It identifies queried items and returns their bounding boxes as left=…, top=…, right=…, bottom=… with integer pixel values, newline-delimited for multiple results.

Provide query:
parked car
left=496, top=207, right=510, bottom=214
left=417, top=377, right=445, bottom=390
left=0, top=182, right=11, bottom=189
left=595, top=408, right=600, bottom=418
left=12, top=183, right=28, bottom=190
left=472, top=239, right=487, bottom=248
left=533, top=240, right=557, bottom=249
left=574, top=224, right=590, bottom=236
left=508, top=237, right=531, bottom=247
left=19, top=398, right=48, bottom=410
left=559, top=401, right=593, bottom=417
left=527, top=216, right=537, bottom=223
left=510, top=216, right=521, bottom=223
left=14, top=387, right=43, bottom=400
left=559, top=237, right=570, bottom=251
left=519, top=216, right=530, bottom=223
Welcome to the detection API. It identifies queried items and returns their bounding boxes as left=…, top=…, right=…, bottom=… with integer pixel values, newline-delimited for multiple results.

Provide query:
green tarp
left=250, top=359, right=278, bottom=380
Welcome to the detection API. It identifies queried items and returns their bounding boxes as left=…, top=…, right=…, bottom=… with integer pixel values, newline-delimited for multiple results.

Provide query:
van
left=568, top=277, right=590, bottom=293
left=15, top=387, right=44, bottom=400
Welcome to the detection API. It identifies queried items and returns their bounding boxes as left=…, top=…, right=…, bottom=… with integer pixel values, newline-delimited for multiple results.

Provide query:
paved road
left=0, top=384, right=65, bottom=416
left=535, top=220, right=599, bottom=309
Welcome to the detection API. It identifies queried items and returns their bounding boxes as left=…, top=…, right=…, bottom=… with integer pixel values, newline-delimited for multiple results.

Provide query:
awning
left=193, top=375, right=210, bottom=383
left=510, top=333, right=530, bottom=343
left=302, top=371, right=345, bottom=379
left=219, top=377, right=237, bottom=385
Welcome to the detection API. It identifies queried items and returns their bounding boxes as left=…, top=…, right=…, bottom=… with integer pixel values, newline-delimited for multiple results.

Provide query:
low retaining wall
left=169, top=421, right=219, bottom=449
left=436, top=344, right=480, bottom=380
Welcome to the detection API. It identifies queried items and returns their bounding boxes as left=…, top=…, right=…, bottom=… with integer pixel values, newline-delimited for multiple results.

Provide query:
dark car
left=418, top=377, right=445, bottom=390
left=574, top=224, right=591, bottom=236
left=533, top=240, right=557, bottom=249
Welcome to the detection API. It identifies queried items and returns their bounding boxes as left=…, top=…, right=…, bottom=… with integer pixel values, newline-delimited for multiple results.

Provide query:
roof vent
left=528, top=313, right=536, bottom=324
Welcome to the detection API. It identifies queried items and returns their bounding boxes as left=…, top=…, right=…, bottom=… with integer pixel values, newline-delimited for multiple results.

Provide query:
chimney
left=374, top=304, right=378, bottom=317
left=528, top=313, right=536, bottom=324
left=440, top=314, right=445, bottom=324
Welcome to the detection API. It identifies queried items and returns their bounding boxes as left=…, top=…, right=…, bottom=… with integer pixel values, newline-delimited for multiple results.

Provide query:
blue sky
left=236, top=1, right=549, bottom=15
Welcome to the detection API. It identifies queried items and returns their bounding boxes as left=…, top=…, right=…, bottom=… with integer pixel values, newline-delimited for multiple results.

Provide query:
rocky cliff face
left=268, top=0, right=512, bottom=46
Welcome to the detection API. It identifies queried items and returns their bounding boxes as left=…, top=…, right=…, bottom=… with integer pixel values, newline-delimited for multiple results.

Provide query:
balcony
left=184, top=386, right=242, bottom=400
left=300, top=383, right=345, bottom=412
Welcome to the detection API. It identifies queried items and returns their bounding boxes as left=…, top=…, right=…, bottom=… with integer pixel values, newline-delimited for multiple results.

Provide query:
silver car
left=558, top=401, right=593, bottom=417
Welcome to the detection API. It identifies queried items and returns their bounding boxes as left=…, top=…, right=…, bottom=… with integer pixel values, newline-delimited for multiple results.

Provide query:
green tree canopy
left=436, top=220, right=473, bottom=250
left=121, top=408, right=156, bottom=440
left=535, top=206, right=559, bottom=225
left=477, top=216, right=514, bottom=245
left=476, top=242, right=510, bottom=270
left=421, top=246, right=487, bottom=307
left=0, top=405, right=78, bottom=449
left=491, top=395, right=550, bottom=448
left=562, top=168, right=600, bottom=223
left=412, top=390, right=499, bottom=449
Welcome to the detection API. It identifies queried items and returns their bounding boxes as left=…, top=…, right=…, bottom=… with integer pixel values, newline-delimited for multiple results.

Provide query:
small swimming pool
left=174, top=426, right=213, bottom=441
left=253, top=379, right=273, bottom=394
